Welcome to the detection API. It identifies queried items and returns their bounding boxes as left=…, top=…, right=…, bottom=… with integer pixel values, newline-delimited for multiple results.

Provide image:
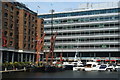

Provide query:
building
left=1, top=2, right=44, bottom=63
left=38, top=2, right=120, bottom=61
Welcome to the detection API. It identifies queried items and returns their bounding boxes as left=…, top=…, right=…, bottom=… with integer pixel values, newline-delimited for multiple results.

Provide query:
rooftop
left=39, top=2, right=119, bottom=15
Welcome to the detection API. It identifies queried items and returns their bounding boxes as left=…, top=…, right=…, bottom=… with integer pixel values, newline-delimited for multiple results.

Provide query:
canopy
left=105, top=59, right=109, bottom=61
left=110, top=60, right=116, bottom=61
left=96, top=60, right=101, bottom=61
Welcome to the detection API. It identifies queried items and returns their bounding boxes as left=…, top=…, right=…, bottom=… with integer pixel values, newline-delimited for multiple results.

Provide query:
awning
left=105, top=59, right=109, bottom=61
left=110, top=60, right=116, bottom=61
left=96, top=60, right=101, bottom=61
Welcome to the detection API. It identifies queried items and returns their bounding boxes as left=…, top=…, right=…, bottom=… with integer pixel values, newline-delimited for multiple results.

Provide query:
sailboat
left=63, top=51, right=83, bottom=70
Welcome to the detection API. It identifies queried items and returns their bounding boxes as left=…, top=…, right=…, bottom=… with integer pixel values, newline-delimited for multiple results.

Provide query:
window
left=24, top=21, right=26, bottom=24
left=16, top=19, right=19, bottom=23
left=31, top=45, right=34, bottom=49
left=101, top=44, right=107, bottom=48
left=10, top=33, right=13, bottom=36
left=4, top=22, right=8, bottom=27
left=32, top=24, right=34, bottom=27
left=24, top=44, right=26, bottom=48
left=10, top=6, right=14, bottom=11
left=4, top=13, right=8, bottom=17
left=10, top=24, right=13, bottom=29
left=4, top=31, right=7, bottom=36
left=10, top=41, right=13, bottom=46
left=24, top=13, right=27, bottom=17
left=10, top=15, right=13, bottom=19
left=4, top=4, right=8, bottom=9
left=32, top=17, right=34, bottom=21
left=16, top=11, right=19, bottom=15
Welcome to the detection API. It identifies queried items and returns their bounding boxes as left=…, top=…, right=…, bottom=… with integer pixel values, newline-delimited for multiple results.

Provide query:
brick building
left=1, top=2, right=44, bottom=63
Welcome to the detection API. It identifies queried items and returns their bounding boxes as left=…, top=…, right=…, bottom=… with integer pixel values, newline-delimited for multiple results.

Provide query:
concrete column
left=18, top=53, right=20, bottom=62
left=109, top=53, right=111, bottom=60
left=67, top=53, right=68, bottom=59
left=32, top=54, right=35, bottom=62
left=12, top=52, right=14, bottom=63
left=29, top=54, right=31, bottom=62
left=21, top=53, right=23, bottom=62
left=7, top=52, right=9, bottom=62
left=25, top=54, right=27, bottom=62
left=0, top=52, right=3, bottom=70
left=80, top=53, right=82, bottom=60
left=94, top=53, right=96, bottom=59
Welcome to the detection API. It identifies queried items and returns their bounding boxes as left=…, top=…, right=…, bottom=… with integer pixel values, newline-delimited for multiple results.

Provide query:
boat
left=73, top=63, right=85, bottom=71
left=63, top=61, right=75, bottom=70
left=64, top=51, right=82, bottom=70
left=114, top=63, right=120, bottom=71
left=98, top=63, right=115, bottom=72
left=83, top=62, right=100, bottom=71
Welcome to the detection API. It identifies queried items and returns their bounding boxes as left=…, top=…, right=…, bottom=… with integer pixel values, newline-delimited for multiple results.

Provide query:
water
left=2, top=70, right=120, bottom=79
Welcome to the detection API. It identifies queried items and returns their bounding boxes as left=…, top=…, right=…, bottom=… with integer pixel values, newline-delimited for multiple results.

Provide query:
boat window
left=93, top=65, right=96, bottom=67
left=79, top=65, right=84, bottom=67
left=99, top=65, right=107, bottom=69
left=74, top=65, right=77, bottom=67
left=86, top=64, right=92, bottom=67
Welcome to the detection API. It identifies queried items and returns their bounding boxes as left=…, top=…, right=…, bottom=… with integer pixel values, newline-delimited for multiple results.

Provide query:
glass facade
left=38, top=8, right=120, bottom=19
left=44, top=15, right=119, bottom=25
left=39, top=7, right=120, bottom=58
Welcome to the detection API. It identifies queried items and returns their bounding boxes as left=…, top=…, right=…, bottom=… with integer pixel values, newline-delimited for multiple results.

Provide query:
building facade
left=1, top=2, right=44, bottom=63
left=38, top=2, right=120, bottom=61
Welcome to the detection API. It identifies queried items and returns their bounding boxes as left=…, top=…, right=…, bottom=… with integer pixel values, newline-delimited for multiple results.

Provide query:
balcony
left=43, top=48, right=119, bottom=52
left=45, top=41, right=119, bottom=46
left=45, top=20, right=119, bottom=27
left=45, top=34, right=119, bottom=40
left=45, top=26, right=119, bottom=33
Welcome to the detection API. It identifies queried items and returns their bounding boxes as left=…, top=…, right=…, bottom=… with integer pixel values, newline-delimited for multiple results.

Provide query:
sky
left=15, top=0, right=120, bottom=14
left=22, top=2, right=84, bottom=14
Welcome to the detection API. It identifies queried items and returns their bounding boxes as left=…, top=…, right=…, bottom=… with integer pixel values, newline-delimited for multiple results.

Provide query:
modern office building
left=1, top=2, right=44, bottom=63
left=38, top=2, right=120, bottom=61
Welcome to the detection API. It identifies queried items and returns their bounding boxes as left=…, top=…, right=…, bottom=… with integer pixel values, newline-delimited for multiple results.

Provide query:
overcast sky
left=15, top=0, right=120, bottom=14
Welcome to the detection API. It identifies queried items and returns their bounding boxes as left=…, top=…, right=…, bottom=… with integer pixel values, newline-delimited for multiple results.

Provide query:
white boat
left=98, top=64, right=115, bottom=72
left=63, top=51, right=82, bottom=70
left=84, top=62, right=100, bottom=71
left=63, top=61, right=78, bottom=70
left=73, top=63, right=85, bottom=71
left=114, top=64, right=120, bottom=71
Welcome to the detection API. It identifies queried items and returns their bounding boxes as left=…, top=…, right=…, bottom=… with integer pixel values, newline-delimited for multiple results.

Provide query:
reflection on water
left=2, top=70, right=119, bottom=78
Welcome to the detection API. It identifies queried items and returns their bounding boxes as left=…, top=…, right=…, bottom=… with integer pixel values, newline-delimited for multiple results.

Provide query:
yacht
left=73, top=63, right=85, bottom=71
left=84, top=62, right=100, bottom=71
left=115, top=64, right=120, bottom=71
